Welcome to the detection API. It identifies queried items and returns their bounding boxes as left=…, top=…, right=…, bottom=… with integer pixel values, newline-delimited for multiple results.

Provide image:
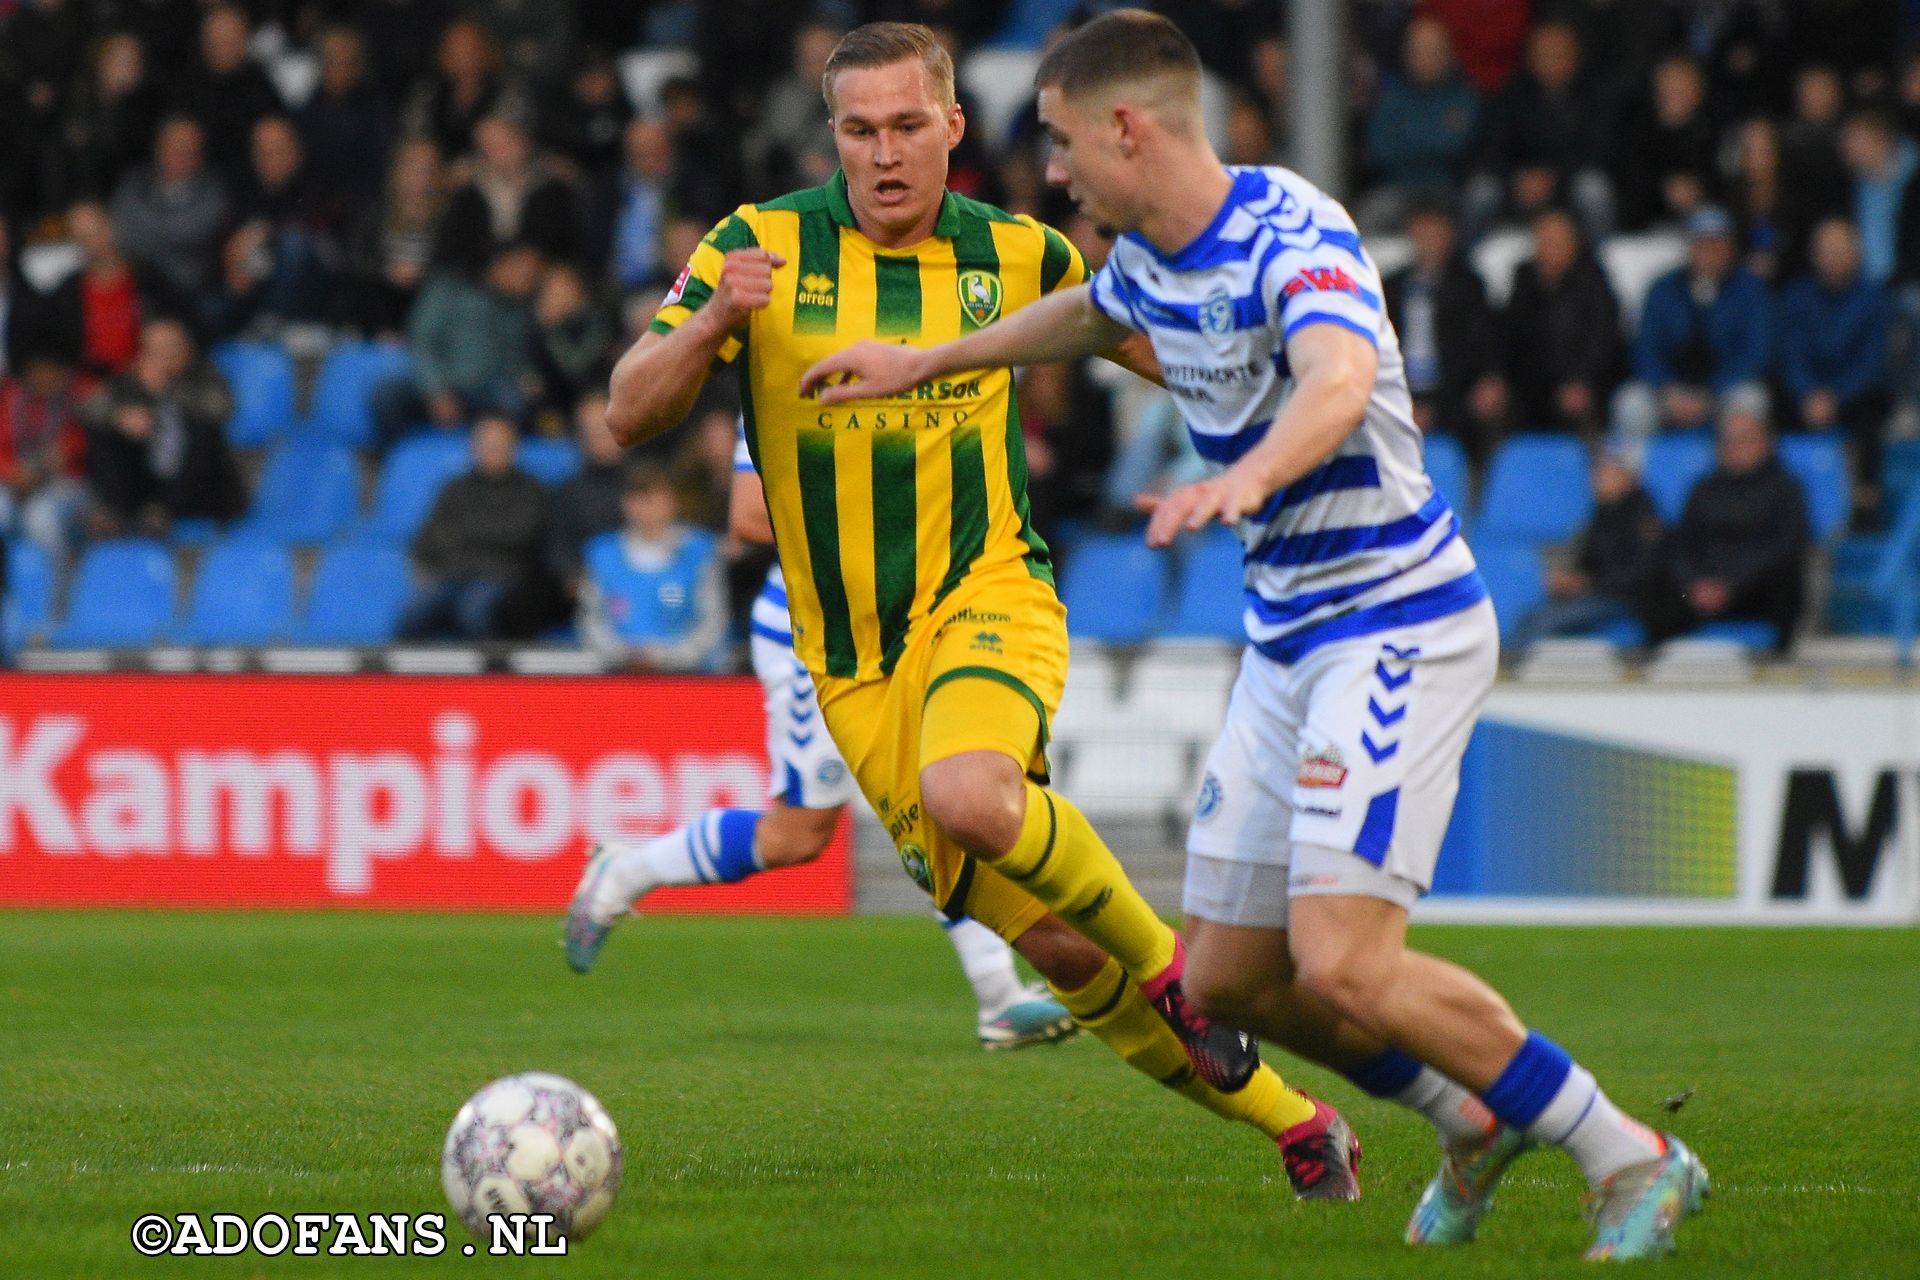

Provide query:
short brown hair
left=822, top=22, right=955, bottom=114
left=1035, top=9, right=1201, bottom=100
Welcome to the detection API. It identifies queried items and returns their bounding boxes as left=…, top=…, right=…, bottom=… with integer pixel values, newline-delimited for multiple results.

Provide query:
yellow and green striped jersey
left=651, top=170, right=1089, bottom=681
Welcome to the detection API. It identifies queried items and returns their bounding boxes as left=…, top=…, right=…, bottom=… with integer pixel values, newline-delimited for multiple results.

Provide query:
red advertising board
left=0, top=675, right=852, bottom=913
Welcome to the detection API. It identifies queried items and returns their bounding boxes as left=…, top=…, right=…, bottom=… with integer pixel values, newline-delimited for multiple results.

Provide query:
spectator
left=544, top=389, right=628, bottom=607
left=1611, top=205, right=1772, bottom=443
left=1361, top=16, right=1479, bottom=224
left=670, top=397, right=740, bottom=532
left=1503, top=206, right=1622, bottom=437
left=1463, top=21, right=1616, bottom=244
left=110, top=116, right=228, bottom=297
left=742, top=19, right=839, bottom=194
left=1777, top=217, right=1890, bottom=504
left=402, top=20, right=526, bottom=161
left=0, top=353, right=95, bottom=562
left=1779, top=65, right=1851, bottom=240
left=658, top=75, right=744, bottom=225
left=60, top=30, right=165, bottom=205
left=1514, top=439, right=1664, bottom=649
left=171, top=5, right=285, bottom=189
left=577, top=461, right=725, bottom=672
left=81, top=316, right=241, bottom=539
left=1418, top=0, right=1531, bottom=95
left=602, top=118, right=676, bottom=293
left=432, top=114, right=579, bottom=276
left=1384, top=198, right=1505, bottom=459
left=398, top=413, right=549, bottom=642
left=296, top=26, right=396, bottom=225
left=1614, top=54, right=1719, bottom=232
left=1840, top=107, right=1917, bottom=287
left=525, top=262, right=612, bottom=427
left=343, top=138, right=447, bottom=338
left=14, top=201, right=149, bottom=377
left=207, top=117, right=339, bottom=337
left=1645, top=389, right=1809, bottom=652
left=373, top=242, right=540, bottom=453
left=1725, top=117, right=1817, bottom=283
left=539, top=48, right=632, bottom=177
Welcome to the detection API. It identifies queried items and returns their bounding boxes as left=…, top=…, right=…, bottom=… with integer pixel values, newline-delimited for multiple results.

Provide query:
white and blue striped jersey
left=1089, top=166, right=1485, bottom=664
left=734, top=429, right=792, bottom=647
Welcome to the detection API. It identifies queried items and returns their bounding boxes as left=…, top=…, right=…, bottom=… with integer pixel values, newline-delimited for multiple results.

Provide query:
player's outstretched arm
left=606, top=248, right=786, bottom=447
left=799, top=284, right=1127, bottom=405
left=1141, top=322, right=1376, bottom=548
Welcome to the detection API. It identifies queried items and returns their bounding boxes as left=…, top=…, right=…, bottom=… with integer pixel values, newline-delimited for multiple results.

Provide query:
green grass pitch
left=3, top=912, right=1916, bottom=1278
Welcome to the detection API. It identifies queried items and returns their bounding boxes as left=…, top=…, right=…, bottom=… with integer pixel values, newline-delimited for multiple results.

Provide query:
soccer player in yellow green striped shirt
left=601, top=21, right=1355, bottom=1196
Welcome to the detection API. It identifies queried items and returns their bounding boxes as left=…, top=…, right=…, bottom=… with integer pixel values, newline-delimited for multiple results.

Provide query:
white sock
left=1396, top=1067, right=1498, bottom=1148
left=593, top=813, right=763, bottom=917
left=1525, top=1064, right=1666, bottom=1187
left=939, top=912, right=1026, bottom=1018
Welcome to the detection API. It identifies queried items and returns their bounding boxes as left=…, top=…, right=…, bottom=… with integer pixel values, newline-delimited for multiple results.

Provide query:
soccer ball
left=440, top=1072, right=623, bottom=1242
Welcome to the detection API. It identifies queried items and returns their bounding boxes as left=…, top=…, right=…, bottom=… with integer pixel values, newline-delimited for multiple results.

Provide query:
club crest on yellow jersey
left=958, top=269, right=1002, bottom=326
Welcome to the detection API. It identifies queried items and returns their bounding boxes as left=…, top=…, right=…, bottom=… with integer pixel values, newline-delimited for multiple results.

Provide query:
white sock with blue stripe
left=1481, top=1032, right=1664, bottom=1187
left=1343, top=1048, right=1495, bottom=1147
left=937, top=910, right=1026, bottom=1019
left=598, top=810, right=764, bottom=909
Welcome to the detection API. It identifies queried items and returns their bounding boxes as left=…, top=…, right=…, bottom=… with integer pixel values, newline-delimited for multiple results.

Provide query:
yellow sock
left=1052, top=958, right=1319, bottom=1137
left=994, top=784, right=1176, bottom=984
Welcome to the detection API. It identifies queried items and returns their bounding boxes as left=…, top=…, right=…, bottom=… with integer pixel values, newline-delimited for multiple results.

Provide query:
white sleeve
left=1088, top=255, right=1146, bottom=333
left=1269, top=244, right=1384, bottom=349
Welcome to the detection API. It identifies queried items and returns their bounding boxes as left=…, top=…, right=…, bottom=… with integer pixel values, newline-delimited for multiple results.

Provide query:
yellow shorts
left=818, top=568, right=1069, bottom=944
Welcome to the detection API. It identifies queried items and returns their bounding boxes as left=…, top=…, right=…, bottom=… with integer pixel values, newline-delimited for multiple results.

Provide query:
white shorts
left=751, top=632, right=861, bottom=811
left=1183, top=599, right=1497, bottom=924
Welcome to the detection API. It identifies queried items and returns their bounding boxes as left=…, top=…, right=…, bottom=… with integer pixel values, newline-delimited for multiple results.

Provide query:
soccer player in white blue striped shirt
left=801, top=9, right=1707, bottom=1260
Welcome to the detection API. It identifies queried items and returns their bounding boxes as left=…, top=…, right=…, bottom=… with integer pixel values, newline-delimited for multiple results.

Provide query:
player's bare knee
left=920, top=755, right=1024, bottom=857
left=754, top=805, right=840, bottom=869
left=1290, top=952, right=1389, bottom=1030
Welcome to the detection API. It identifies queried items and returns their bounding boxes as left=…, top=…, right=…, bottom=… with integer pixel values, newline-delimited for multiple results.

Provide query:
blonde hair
left=822, top=22, right=955, bottom=114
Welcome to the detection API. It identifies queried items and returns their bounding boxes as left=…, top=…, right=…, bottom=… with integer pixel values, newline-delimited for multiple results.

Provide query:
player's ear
left=1112, top=102, right=1141, bottom=158
left=946, top=100, right=965, bottom=151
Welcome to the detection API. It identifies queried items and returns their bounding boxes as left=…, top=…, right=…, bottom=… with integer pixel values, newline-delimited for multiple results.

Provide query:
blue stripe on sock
left=782, top=762, right=805, bottom=807
left=1481, top=1031, right=1574, bottom=1129
left=1342, top=1047, right=1424, bottom=1099
left=711, top=809, right=762, bottom=883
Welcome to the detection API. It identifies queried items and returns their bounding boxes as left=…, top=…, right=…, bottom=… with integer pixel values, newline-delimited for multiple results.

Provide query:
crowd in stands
left=3, top=0, right=1920, bottom=662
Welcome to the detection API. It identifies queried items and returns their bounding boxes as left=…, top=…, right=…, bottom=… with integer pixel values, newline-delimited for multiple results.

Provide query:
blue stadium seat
left=1826, top=535, right=1889, bottom=634
left=517, top=439, right=582, bottom=487
left=364, top=434, right=471, bottom=539
left=1060, top=533, right=1166, bottom=644
left=169, top=518, right=224, bottom=547
left=1472, top=539, right=1547, bottom=648
left=52, top=539, right=175, bottom=647
left=294, top=538, right=413, bottom=644
left=1476, top=434, right=1592, bottom=543
left=1776, top=433, right=1851, bottom=542
left=1165, top=525, right=1246, bottom=640
left=176, top=537, right=296, bottom=645
left=1423, top=433, right=1472, bottom=517
left=241, top=442, right=362, bottom=545
left=299, top=341, right=413, bottom=448
left=1641, top=433, right=1715, bottom=524
left=1689, top=619, right=1779, bottom=651
left=1589, top=616, right=1649, bottom=648
left=4, top=539, right=55, bottom=651
left=1883, top=437, right=1920, bottom=512
left=211, top=340, right=297, bottom=448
